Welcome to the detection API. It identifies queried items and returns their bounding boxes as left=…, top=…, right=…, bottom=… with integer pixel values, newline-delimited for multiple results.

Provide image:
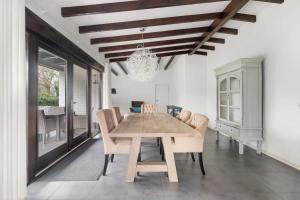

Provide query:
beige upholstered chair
left=141, top=104, right=157, bottom=114
left=111, top=107, right=123, bottom=126
left=96, top=109, right=132, bottom=176
left=176, top=110, right=192, bottom=122
left=171, top=113, right=209, bottom=175
left=38, top=110, right=57, bottom=144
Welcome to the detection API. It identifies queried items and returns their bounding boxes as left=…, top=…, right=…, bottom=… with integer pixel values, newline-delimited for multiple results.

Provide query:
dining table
left=110, top=112, right=199, bottom=183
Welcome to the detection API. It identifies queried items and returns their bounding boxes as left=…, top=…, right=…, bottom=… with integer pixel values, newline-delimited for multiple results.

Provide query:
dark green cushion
left=131, top=107, right=141, bottom=113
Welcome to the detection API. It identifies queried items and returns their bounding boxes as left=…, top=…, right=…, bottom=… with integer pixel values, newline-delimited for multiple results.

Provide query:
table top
left=110, top=113, right=199, bottom=138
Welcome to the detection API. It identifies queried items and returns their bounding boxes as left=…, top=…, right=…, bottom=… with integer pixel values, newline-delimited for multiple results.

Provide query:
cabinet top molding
left=214, top=58, right=263, bottom=76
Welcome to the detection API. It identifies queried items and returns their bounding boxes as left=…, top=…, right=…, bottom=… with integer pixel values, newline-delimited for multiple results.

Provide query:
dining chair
left=96, top=109, right=132, bottom=176
left=176, top=110, right=192, bottom=122
left=141, top=103, right=157, bottom=114
left=171, top=113, right=209, bottom=175
left=38, top=110, right=57, bottom=144
left=111, top=107, right=124, bottom=126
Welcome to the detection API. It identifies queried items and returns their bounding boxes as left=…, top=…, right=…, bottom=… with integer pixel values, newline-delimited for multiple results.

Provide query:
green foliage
left=38, top=94, right=59, bottom=106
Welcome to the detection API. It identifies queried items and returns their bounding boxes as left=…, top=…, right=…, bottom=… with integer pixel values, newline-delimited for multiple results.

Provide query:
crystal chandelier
left=126, top=28, right=158, bottom=82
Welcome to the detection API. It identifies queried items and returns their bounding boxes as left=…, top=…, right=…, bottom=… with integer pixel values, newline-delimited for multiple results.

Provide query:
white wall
left=111, top=55, right=207, bottom=114
left=205, top=0, right=300, bottom=169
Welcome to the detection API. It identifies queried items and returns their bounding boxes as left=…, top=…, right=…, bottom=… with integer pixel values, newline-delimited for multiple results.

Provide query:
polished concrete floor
left=27, top=129, right=300, bottom=200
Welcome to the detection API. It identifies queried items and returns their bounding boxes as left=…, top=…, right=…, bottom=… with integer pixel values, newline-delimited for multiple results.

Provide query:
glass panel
left=220, top=93, right=228, bottom=105
left=229, top=108, right=240, bottom=123
left=220, top=79, right=227, bottom=91
left=73, top=64, right=88, bottom=138
left=229, top=93, right=240, bottom=107
left=91, top=69, right=101, bottom=137
left=37, top=48, right=67, bottom=157
left=220, top=107, right=228, bottom=120
left=230, top=77, right=240, bottom=91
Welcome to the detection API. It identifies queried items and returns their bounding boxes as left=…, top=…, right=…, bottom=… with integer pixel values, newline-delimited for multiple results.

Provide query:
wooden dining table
left=110, top=113, right=199, bottom=182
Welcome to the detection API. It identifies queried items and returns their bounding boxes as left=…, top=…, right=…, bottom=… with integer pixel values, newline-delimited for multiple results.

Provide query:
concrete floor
left=27, top=129, right=300, bottom=200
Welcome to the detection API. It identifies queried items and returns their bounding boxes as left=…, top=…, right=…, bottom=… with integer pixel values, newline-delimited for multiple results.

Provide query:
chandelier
left=126, top=28, right=158, bottom=82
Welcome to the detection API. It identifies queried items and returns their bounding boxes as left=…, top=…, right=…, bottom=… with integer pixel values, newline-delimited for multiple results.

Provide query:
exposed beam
left=109, top=50, right=207, bottom=63
left=62, top=0, right=283, bottom=18
left=99, top=37, right=224, bottom=52
left=190, top=0, right=250, bottom=54
left=105, top=44, right=214, bottom=58
left=62, top=0, right=229, bottom=17
left=164, top=56, right=176, bottom=71
left=91, top=27, right=236, bottom=44
left=116, top=62, right=128, bottom=75
left=254, top=0, right=284, bottom=3
left=79, top=12, right=253, bottom=33
left=111, top=68, right=119, bottom=76
left=79, top=13, right=220, bottom=33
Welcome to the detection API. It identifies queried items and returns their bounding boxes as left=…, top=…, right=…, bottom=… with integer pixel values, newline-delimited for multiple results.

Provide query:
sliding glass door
left=37, top=47, right=68, bottom=158
left=27, top=37, right=101, bottom=180
left=91, top=69, right=102, bottom=137
left=72, top=64, right=89, bottom=141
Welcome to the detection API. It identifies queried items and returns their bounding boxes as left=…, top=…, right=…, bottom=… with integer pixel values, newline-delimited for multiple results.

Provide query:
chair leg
left=103, top=154, right=109, bottom=176
left=161, top=144, right=165, bottom=161
left=190, top=153, right=195, bottom=162
left=137, top=148, right=141, bottom=176
left=157, top=138, right=160, bottom=146
left=159, top=140, right=162, bottom=155
left=111, top=154, right=114, bottom=162
left=198, top=153, right=205, bottom=175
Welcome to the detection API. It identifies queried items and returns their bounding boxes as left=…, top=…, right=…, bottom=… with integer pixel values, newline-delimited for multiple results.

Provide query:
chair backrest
left=142, top=104, right=157, bottom=114
left=176, top=110, right=191, bottom=122
left=131, top=101, right=144, bottom=108
left=38, top=110, right=46, bottom=133
left=186, top=113, right=209, bottom=136
left=111, top=107, right=123, bottom=126
left=96, top=109, right=115, bottom=153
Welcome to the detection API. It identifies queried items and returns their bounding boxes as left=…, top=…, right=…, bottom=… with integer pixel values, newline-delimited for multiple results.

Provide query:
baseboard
left=212, top=130, right=300, bottom=171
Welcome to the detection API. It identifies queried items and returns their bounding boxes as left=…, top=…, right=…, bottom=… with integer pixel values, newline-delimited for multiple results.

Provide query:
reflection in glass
left=91, top=69, right=101, bottom=137
left=230, top=77, right=240, bottom=91
left=73, top=64, right=88, bottom=138
left=220, top=107, right=228, bottom=120
left=220, top=79, right=227, bottom=91
left=230, top=108, right=240, bottom=123
left=37, top=48, right=67, bottom=157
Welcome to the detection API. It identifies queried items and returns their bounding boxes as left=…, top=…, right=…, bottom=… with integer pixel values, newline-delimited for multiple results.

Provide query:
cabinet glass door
left=229, top=76, right=241, bottom=123
left=219, top=78, right=228, bottom=121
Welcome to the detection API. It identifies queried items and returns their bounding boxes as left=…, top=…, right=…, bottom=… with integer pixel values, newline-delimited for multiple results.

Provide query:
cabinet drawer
left=216, top=122, right=239, bottom=137
left=227, top=126, right=239, bottom=137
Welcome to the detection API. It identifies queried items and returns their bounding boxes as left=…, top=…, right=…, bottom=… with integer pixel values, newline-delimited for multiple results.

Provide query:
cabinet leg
left=216, top=131, right=220, bottom=142
left=239, top=142, right=244, bottom=155
left=257, top=141, right=262, bottom=155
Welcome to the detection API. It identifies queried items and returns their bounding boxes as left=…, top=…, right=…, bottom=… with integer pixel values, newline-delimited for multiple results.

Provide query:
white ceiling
left=27, top=0, right=273, bottom=70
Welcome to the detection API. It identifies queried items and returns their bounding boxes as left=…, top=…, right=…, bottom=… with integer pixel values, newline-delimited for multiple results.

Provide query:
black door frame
left=26, top=8, right=104, bottom=183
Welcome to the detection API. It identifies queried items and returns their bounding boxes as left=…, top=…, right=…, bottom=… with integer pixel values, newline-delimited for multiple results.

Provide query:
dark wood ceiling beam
left=116, top=62, right=128, bottom=75
left=62, top=0, right=229, bottom=17
left=109, top=50, right=207, bottom=63
left=79, top=12, right=220, bottom=33
left=79, top=12, right=253, bottom=33
left=91, top=27, right=236, bottom=44
left=62, top=0, right=283, bottom=18
left=254, top=0, right=284, bottom=3
left=190, top=0, right=250, bottom=54
left=111, top=68, right=119, bottom=76
left=164, top=56, right=176, bottom=71
left=99, top=37, right=224, bottom=52
left=105, top=44, right=214, bottom=58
